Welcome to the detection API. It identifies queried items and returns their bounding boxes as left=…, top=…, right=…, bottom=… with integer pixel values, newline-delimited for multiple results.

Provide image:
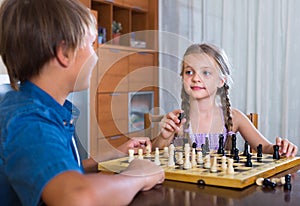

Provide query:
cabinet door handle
left=110, top=92, right=120, bottom=96
left=137, top=52, right=149, bottom=55
left=109, top=48, right=121, bottom=53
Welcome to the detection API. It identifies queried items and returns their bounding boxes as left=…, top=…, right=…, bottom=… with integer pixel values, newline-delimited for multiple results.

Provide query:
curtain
left=159, top=0, right=300, bottom=149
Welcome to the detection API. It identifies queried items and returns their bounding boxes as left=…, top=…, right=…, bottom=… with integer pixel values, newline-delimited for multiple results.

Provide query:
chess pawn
left=145, top=144, right=152, bottom=157
left=204, top=155, right=211, bottom=169
left=137, top=148, right=144, bottom=160
left=197, top=151, right=204, bottom=165
left=163, top=146, right=169, bottom=158
left=128, top=149, right=135, bottom=163
left=221, top=156, right=227, bottom=171
left=227, top=158, right=234, bottom=175
left=245, top=153, right=252, bottom=167
left=176, top=152, right=184, bottom=165
left=154, top=147, right=161, bottom=166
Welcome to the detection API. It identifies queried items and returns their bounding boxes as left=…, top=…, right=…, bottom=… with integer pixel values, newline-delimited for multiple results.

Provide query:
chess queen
left=152, top=43, right=297, bottom=157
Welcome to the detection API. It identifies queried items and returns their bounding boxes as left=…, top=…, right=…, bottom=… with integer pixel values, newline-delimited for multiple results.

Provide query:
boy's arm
left=42, top=159, right=165, bottom=206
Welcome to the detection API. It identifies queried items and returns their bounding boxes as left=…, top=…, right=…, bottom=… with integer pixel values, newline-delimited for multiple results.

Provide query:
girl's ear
left=218, top=77, right=226, bottom=88
left=55, top=42, right=71, bottom=67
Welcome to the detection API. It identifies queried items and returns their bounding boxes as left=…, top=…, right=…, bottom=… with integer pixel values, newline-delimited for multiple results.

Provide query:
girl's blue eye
left=203, top=71, right=211, bottom=76
left=185, top=70, right=194, bottom=75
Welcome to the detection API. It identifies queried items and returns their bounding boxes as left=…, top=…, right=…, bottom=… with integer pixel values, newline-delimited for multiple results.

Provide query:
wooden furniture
left=144, top=113, right=164, bottom=139
left=79, top=0, right=159, bottom=157
left=247, top=113, right=258, bottom=129
left=129, top=164, right=300, bottom=206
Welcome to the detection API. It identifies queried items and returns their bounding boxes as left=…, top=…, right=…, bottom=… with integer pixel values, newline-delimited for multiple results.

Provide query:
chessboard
left=98, top=148, right=300, bottom=189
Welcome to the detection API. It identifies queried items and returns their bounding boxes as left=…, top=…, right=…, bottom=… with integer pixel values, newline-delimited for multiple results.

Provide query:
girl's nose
left=192, top=72, right=202, bottom=82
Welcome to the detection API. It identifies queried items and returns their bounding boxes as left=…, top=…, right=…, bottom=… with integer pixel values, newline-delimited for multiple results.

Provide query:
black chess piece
left=201, top=136, right=210, bottom=155
left=178, top=112, right=184, bottom=123
left=217, top=134, right=225, bottom=155
left=263, top=178, right=277, bottom=189
left=257, top=144, right=262, bottom=157
left=231, top=134, right=237, bottom=155
left=201, top=144, right=206, bottom=156
left=273, top=145, right=280, bottom=160
left=245, top=153, right=252, bottom=167
left=257, top=144, right=263, bottom=162
left=243, top=141, right=250, bottom=156
left=192, top=142, right=197, bottom=154
left=233, top=148, right=240, bottom=163
left=284, top=174, right=292, bottom=190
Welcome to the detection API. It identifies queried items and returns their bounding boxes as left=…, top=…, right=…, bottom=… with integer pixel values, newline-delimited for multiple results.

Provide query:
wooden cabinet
left=80, top=0, right=158, bottom=157
left=96, top=46, right=158, bottom=150
left=91, top=0, right=157, bottom=49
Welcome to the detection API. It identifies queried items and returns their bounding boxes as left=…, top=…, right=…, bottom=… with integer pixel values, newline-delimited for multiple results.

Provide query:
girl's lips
left=191, top=86, right=206, bottom=90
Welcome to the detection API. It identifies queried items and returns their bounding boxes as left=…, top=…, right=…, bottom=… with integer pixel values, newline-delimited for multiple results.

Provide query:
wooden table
left=129, top=165, right=300, bottom=206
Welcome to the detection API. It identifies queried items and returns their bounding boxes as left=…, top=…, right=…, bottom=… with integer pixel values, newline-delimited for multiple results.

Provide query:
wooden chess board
left=98, top=150, right=300, bottom=189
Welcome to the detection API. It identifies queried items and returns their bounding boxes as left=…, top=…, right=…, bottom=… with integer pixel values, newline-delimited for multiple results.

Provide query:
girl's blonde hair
left=180, top=43, right=233, bottom=148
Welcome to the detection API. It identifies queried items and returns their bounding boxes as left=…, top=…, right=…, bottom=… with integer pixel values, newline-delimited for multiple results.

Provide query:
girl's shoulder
left=231, top=107, right=244, bottom=117
left=231, top=108, right=250, bottom=131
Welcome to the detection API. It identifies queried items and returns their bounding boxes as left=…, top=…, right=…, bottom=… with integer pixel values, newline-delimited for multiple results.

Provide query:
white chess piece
left=169, top=144, right=175, bottom=152
left=183, top=150, right=192, bottom=169
left=154, top=147, right=161, bottom=165
left=227, top=158, right=234, bottom=174
left=176, top=152, right=184, bottom=165
left=204, top=154, right=211, bottom=169
left=168, top=149, right=175, bottom=167
left=145, top=144, right=151, bottom=157
left=191, top=148, right=197, bottom=168
left=210, top=156, right=218, bottom=173
left=163, top=146, right=169, bottom=158
left=128, top=149, right=134, bottom=163
left=221, top=156, right=227, bottom=171
left=137, top=148, right=143, bottom=160
left=197, top=151, right=204, bottom=164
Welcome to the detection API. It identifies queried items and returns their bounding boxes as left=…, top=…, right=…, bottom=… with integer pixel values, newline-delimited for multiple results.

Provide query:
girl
left=152, top=43, right=298, bottom=157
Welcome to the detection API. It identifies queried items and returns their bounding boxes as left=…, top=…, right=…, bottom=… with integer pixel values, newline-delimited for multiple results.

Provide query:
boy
left=0, top=0, right=164, bottom=205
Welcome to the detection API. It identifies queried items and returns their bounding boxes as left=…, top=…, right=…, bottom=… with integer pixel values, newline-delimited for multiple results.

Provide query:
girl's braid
left=221, top=83, right=233, bottom=149
left=181, top=86, right=190, bottom=134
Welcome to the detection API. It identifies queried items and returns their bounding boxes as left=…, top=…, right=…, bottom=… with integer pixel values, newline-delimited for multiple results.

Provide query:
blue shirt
left=0, top=81, right=84, bottom=206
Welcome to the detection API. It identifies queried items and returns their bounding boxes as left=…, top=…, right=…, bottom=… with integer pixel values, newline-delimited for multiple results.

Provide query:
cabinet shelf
left=92, top=0, right=155, bottom=49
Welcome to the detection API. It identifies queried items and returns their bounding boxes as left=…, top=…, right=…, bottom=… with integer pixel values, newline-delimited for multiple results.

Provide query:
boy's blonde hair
left=0, top=0, right=96, bottom=89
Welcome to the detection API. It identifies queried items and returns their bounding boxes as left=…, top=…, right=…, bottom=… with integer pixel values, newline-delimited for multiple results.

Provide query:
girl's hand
left=159, top=109, right=186, bottom=140
left=276, top=137, right=298, bottom=157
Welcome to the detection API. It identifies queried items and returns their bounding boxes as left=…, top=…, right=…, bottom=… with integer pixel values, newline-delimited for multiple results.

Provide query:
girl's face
left=182, top=53, right=225, bottom=100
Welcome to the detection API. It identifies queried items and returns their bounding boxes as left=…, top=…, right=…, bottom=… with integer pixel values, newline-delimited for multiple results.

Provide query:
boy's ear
left=55, top=42, right=70, bottom=67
